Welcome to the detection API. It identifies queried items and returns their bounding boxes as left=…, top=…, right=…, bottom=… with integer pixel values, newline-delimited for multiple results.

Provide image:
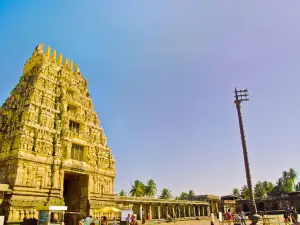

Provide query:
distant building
left=190, top=195, right=220, bottom=214
left=236, top=191, right=300, bottom=212
left=220, top=195, right=237, bottom=213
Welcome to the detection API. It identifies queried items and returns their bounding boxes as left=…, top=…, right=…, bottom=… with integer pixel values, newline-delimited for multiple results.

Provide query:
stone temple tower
left=0, top=44, right=116, bottom=223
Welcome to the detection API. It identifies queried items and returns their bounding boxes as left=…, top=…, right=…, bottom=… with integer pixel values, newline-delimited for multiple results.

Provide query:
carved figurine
left=33, top=44, right=44, bottom=55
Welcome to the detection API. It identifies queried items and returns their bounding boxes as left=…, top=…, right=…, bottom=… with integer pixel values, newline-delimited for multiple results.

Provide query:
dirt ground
left=133, top=215, right=285, bottom=225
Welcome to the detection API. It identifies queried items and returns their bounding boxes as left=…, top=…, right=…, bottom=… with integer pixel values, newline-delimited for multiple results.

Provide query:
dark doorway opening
left=273, top=202, right=279, bottom=210
left=63, top=171, right=88, bottom=225
left=257, top=202, right=265, bottom=212
left=243, top=204, right=250, bottom=212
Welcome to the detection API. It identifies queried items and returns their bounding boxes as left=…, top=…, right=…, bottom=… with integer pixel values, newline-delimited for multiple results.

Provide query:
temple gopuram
left=0, top=45, right=210, bottom=225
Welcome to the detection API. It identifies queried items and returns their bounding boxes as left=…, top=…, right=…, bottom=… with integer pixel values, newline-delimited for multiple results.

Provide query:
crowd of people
left=209, top=206, right=299, bottom=225
left=76, top=205, right=299, bottom=225
left=125, top=214, right=138, bottom=225
left=79, top=216, right=117, bottom=225
left=284, top=206, right=298, bottom=225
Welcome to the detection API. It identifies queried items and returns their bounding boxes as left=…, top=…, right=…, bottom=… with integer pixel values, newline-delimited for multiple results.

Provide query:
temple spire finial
left=74, top=64, right=80, bottom=73
left=51, top=50, right=57, bottom=61
left=69, top=60, right=73, bottom=71
left=63, top=58, right=68, bottom=67
left=45, top=46, right=51, bottom=57
left=57, top=53, right=62, bottom=65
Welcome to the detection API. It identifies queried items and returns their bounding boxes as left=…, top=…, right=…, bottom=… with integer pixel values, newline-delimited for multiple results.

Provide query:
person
left=50, top=213, right=58, bottom=223
left=80, top=217, right=86, bottom=225
left=210, top=212, right=215, bottom=225
left=226, top=209, right=232, bottom=225
left=126, top=214, right=131, bottom=225
left=85, top=216, right=91, bottom=225
left=284, top=211, right=291, bottom=225
left=90, top=217, right=95, bottom=225
left=238, top=209, right=246, bottom=225
left=113, top=218, right=117, bottom=225
left=286, top=206, right=291, bottom=216
left=166, top=214, right=172, bottom=221
left=291, top=206, right=298, bottom=224
left=93, top=217, right=100, bottom=225
left=142, top=215, right=146, bottom=224
left=262, top=211, right=270, bottom=225
left=234, top=213, right=241, bottom=225
left=130, top=215, right=138, bottom=225
left=101, top=216, right=107, bottom=225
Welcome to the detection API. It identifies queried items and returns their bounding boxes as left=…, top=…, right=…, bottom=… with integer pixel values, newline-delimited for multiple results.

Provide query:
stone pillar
left=201, top=206, right=204, bottom=216
left=172, top=206, right=175, bottom=218
left=188, top=205, right=191, bottom=217
left=207, top=206, right=210, bottom=216
left=166, top=206, right=168, bottom=218
left=193, top=206, right=196, bottom=217
left=52, top=165, right=59, bottom=188
left=158, top=205, right=161, bottom=219
left=197, top=206, right=200, bottom=217
left=149, top=205, right=152, bottom=220
left=59, top=169, right=64, bottom=190
left=178, top=206, right=181, bottom=218
left=183, top=206, right=186, bottom=218
left=66, top=142, right=71, bottom=159
left=139, top=204, right=143, bottom=220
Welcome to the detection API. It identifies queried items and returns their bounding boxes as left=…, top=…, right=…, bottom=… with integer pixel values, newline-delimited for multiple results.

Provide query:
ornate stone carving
left=0, top=44, right=117, bottom=223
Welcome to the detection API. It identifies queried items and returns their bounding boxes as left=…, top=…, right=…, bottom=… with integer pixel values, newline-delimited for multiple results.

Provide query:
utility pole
left=234, top=88, right=260, bottom=225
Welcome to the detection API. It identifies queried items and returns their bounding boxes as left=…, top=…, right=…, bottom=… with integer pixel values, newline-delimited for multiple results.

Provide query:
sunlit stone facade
left=0, top=44, right=115, bottom=223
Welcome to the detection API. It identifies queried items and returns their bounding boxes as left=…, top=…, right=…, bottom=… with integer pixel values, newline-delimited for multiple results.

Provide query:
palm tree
left=188, top=190, right=196, bottom=200
left=232, top=188, right=240, bottom=197
left=289, top=168, right=298, bottom=190
left=145, top=179, right=157, bottom=197
left=129, top=180, right=145, bottom=197
left=240, top=185, right=250, bottom=199
left=160, top=188, right=172, bottom=199
left=178, top=192, right=189, bottom=200
left=119, top=190, right=126, bottom=196
left=278, top=169, right=297, bottom=193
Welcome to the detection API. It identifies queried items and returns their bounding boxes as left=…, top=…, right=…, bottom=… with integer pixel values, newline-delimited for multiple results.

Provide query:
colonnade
left=133, top=203, right=210, bottom=220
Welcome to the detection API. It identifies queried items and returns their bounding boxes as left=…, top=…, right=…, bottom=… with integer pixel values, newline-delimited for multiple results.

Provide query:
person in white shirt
left=234, top=213, right=241, bottom=225
left=238, top=209, right=246, bottom=225
left=210, top=212, right=215, bottom=225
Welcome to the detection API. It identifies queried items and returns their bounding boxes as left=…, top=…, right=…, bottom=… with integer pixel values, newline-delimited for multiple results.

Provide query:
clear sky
left=1, top=1, right=300, bottom=197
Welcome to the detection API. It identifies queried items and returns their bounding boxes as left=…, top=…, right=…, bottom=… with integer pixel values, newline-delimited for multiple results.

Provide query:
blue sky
left=1, top=1, right=300, bottom=197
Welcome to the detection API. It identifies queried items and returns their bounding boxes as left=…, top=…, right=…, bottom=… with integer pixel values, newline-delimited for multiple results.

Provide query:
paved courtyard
left=130, top=214, right=285, bottom=225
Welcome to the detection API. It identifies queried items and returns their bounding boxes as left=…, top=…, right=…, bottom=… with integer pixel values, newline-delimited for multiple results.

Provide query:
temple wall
left=0, top=158, right=18, bottom=186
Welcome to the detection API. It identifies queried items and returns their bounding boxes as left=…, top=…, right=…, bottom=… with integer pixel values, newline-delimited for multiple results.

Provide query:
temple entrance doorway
left=63, top=171, right=89, bottom=225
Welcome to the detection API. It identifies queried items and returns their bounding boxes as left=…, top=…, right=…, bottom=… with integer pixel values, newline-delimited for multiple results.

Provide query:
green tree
left=240, top=185, right=250, bottom=200
left=160, top=188, right=172, bottom=199
left=254, top=181, right=274, bottom=199
left=145, top=179, right=157, bottom=197
left=178, top=192, right=189, bottom=200
left=232, top=188, right=240, bottom=197
left=289, top=168, right=298, bottom=189
left=119, top=190, right=126, bottom=196
left=188, top=190, right=196, bottom=199
left=276, top=168, right=298, bottom=193
left=129, top=180, right=145, bottom=197
left=295, top=181, right=300, bottom=191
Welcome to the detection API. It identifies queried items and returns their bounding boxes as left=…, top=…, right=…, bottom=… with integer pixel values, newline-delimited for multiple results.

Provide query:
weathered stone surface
left=0, top=44, right=116, bottom=223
